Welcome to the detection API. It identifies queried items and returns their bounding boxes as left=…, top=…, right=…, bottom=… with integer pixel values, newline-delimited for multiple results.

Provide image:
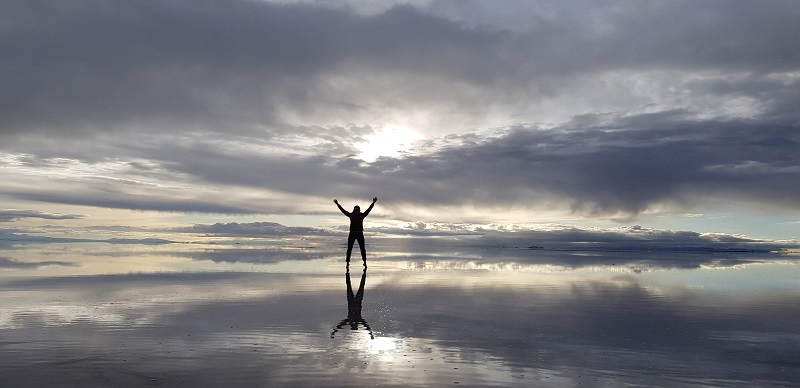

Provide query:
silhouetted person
left=334, top=197, right=377, bottom=267
left=331, top=268, right=373, bottom=339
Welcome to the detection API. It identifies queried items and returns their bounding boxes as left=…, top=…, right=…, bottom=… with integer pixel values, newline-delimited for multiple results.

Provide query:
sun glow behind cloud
left=0, top=0, right=798, bottom=242
left=356, top=125, right=423, bottom=162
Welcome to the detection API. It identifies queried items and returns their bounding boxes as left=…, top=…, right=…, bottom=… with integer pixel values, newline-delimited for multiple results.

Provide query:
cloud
left=182, top=248, right=336, bottom=265
left=152, top=221, right=798, bottom=269
left=365, top=113, right=800, bottom=217
left=2, top=270, right=799, bottom=386
left=170, top=220, right=794, bottom=253
left=0, top=229, right=173, bottom=248
left=0, top=0, right=506, bottom=137
left=0, top=257, right=77, bottom=269
left=377, top=222, right=785, bottom=249
left=173, top=222, right=335, bottom=237
left=3, top=111, right=797, bottom=220
left=0, top=209, right=86, bottom=222
left=3, top=0, right=799, bottom=138
left=0, top=0, right=798, bottom=226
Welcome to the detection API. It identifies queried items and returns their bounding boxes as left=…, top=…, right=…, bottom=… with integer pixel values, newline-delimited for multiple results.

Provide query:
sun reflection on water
left=366, top=336, right=399, bottom=354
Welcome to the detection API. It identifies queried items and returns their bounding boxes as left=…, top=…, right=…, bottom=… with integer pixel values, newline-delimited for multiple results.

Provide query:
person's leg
left=357, top=233, right=366, bottom=265
left=346, top=233, right=356, bottom=263
left=345, top=270, right=354, bottom=301
left=355, top=268, right=366, bottom=302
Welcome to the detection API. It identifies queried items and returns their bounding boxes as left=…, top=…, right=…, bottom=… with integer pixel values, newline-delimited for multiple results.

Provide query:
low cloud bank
left=0, top=257, right=77, bottom=269
left=172, top=222, right=335, bottom=237
left=0, top=209, right=85, bottom=222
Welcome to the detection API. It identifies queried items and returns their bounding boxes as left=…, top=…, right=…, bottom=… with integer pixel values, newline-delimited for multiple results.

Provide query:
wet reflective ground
left=1, top=241, right=799, bottom=387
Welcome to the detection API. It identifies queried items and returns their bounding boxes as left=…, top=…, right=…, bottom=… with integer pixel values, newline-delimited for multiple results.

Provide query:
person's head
left=353, top=205, right=361, bottom=213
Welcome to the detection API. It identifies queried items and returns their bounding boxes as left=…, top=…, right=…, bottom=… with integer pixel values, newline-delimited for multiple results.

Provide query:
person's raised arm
left=334, top=199, right=350, bottom=216
left=363, top=197, right=377, bottom=216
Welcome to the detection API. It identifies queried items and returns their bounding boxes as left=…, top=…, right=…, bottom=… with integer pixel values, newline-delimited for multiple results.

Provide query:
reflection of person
left=334, top=197, right=377, bottom=267
left=331, top=268, right=373, bottom=339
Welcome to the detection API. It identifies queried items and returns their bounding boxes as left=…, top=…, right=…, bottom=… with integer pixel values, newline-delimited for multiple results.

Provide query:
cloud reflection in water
left=0, top=244, right=799, bottom=386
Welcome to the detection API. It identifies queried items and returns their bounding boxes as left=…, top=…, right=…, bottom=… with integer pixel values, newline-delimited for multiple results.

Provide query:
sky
left=1, top=0, right=799, bottom=246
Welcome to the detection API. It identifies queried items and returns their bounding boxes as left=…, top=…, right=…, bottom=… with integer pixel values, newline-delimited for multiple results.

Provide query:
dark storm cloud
left=0, top=209, right=85, bottom=222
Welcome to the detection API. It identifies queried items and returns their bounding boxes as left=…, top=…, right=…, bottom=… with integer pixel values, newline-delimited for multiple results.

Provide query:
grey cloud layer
left=1, top=0, right=799, bottom=220
left=3, top=0, right=799, bottom=135
left=0, top=0, right=505, bottom=135
left=365, top=113, right=800, bottom=216
left=2, top=112, right=798, bottom=218
left=108, top=113, right=800, bottom=216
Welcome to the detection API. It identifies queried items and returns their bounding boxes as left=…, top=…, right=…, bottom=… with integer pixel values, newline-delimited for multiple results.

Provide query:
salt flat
left=1, top=241, right=799, bottom=387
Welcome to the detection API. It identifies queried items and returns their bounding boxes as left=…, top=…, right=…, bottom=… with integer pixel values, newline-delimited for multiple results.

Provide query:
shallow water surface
left=1, top=242, right=799, bottom=387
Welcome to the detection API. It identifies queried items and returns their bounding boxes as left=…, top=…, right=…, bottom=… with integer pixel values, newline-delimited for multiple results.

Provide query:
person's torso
left=349, top=213, right=366, bottom=232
